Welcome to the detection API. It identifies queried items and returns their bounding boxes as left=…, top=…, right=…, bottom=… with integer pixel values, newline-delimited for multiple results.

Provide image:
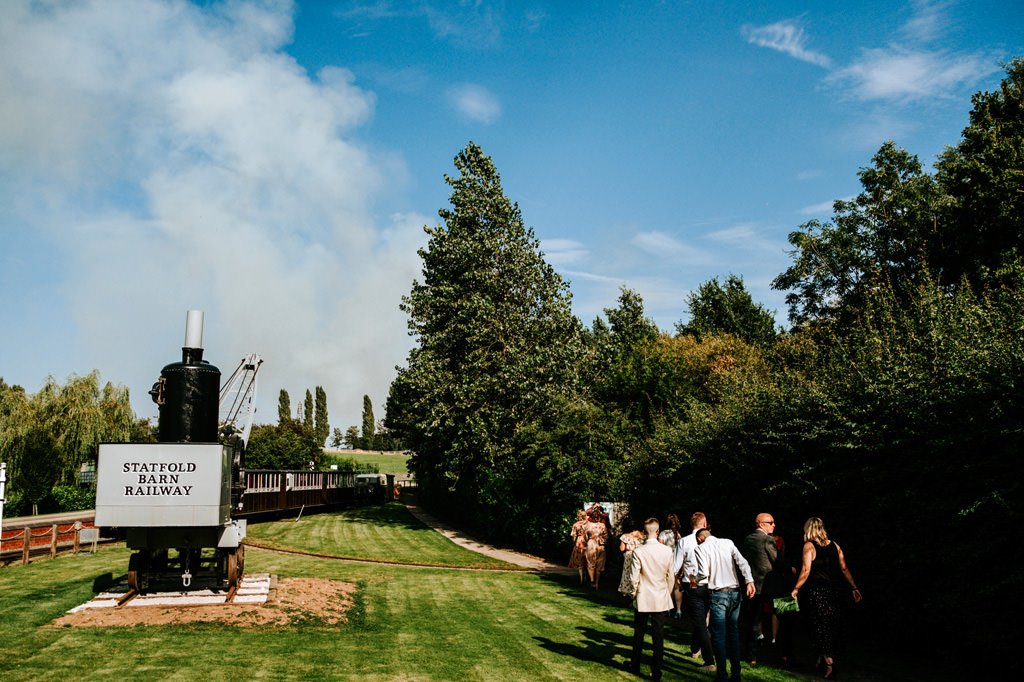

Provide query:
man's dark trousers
left=683, top=584, right=714, bottom=665
left=632, top=610, right=670, bottom=680
left=740, top=592, right=764, bottom=661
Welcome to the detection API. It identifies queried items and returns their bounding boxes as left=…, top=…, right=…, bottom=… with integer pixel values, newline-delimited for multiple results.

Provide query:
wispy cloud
left=741, top=20, right=831, bottom=68
left=561, top=269, right=625, bottom=285
left=799, top=199, right=843, bottom=216
left=828, top=47, right=999, bottom=102
left=900, top=0, right=951, bottom=43
left=447, top=83, right=501, bottom=124
left=707, top=224, right=785, bottom=254
left=745, top=3, right=998, bottom=106
left=631, top=231, right=711, bottom=264
left=796, top=169, right=823, bottom=181
left=542, top=238, right=588, bottom=266
left=340, top=1, right=502, bottom=48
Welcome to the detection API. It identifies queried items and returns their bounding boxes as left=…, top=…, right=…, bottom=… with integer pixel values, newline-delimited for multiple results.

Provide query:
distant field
left=323, top=449, right=410, bottom=476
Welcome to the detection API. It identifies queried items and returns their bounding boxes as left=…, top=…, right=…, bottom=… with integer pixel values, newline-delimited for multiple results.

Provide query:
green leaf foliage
left=677, top=274, right=777, bottom=349
left=935, top=57, right=1024, bottom=281
left=314, top=385, right=329, bottom=446
left=772, top=141, right=945, bottom=327
left=302, top=389, right=314, bottom=431
left=277, top=388, right=290, bottom=425
left=361, top=394, right=375, bottom=443
left=1, top=372, right=137, bottom=513
left=387, top=142, right=584, bottom=547
left=245, top=420, right=321, bottom=470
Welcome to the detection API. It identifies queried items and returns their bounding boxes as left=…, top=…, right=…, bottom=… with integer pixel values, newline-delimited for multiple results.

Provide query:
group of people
left=568, top=506, right=612, bottom=590
left=574, top=510, right=861, bottom=681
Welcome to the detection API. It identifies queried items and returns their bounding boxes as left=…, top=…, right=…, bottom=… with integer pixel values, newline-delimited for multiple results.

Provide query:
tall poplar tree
left=314, top=386, right=329, bottom=446
left=361, top=395, right=375, bottom=447
left=387, top=142, right=583, bottom=519
left=303, top=389, right=314, bottom=432
left=277, top=389, right=291, bottom=425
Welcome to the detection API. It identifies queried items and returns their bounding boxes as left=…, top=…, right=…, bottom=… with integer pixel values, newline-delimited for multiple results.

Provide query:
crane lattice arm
left=218, top=353, right=263, bottom=447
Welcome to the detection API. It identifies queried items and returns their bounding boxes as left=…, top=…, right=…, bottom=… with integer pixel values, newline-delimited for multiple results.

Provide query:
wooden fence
left=1, top=512, right=99, bottom=565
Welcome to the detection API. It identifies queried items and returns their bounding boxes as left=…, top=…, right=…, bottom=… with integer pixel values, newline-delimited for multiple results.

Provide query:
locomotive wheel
left=227, top=545, right=245, bottom=588
left=127, top=551, right=147, bottom=592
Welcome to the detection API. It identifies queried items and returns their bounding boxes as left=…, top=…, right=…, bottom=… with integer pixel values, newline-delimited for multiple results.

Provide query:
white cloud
left=741, top=20, right=831, bottom=68
left=707, top=224, right=785, bottom=254
left=828, top=47, right=999, bottom=102
left=631, top=231, right=711, bottom=265
left=542, top=238, right=588, bottom=266
left=341, top=1, right=502, bottom=48
left=447, top=83, right=502, bottom=124
left=796, top=169, right=823, bottom=181
left=900, top=0, right=951, bottom=43
left=798, top=199, right=839, bottom=216
left=0, top=0, right=425, bottom=428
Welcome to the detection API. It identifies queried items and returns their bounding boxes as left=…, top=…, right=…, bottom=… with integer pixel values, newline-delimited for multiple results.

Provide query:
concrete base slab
left=68, top=573, right=272, bottom=612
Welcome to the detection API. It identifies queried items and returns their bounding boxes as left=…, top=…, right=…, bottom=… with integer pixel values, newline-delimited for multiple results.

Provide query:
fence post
left=50, top=524, right=58, bottom=559
left=22, top=528, right=30, bottom=564
left=73, top=521, right=82, bottom=554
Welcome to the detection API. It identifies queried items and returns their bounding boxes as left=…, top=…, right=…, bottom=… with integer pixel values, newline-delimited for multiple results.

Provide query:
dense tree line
left=0, top=372, right=151, bottom=514
left=387, top=61, right=1024, bottom=664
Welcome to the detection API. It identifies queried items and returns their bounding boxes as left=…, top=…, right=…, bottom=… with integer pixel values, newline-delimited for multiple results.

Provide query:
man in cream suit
left=628, top=517, right=676, bottom=681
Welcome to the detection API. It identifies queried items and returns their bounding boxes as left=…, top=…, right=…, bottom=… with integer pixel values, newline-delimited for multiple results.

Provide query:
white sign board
left=95, top=443, right=230, bottom=528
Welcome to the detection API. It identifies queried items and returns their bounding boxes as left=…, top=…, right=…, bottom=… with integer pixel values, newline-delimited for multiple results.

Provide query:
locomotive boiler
left=95, top=311, right=247, bottom=591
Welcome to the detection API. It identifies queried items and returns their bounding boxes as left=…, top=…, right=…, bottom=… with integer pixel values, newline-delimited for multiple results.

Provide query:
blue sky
left=1, top=0, right=1021, bottom=430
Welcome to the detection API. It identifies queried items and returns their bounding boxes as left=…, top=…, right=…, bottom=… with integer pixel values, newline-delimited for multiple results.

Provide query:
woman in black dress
left=791, top=517, right=862, bottom=679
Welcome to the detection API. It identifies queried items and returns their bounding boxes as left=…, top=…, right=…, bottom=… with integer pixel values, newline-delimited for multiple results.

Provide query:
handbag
left=773, top=597, right=799, bottom=614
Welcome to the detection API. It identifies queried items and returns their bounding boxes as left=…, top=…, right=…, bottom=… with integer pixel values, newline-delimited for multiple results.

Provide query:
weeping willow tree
left=0, top=372, right=140, bottom=513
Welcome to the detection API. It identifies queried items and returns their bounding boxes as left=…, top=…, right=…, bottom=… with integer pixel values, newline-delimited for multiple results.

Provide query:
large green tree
left=343, top=425, right=360, bottom=450
left=0, top=372, right=138, bottom=514
left=677, top=274, right=777, bottom=348
left=935, top=58, right=1024, bottom=282
left=772, top=142, right=944, bottom=326
left=587, top=287, right=664, bottom=430
left=246, top=420, right=320, bottom=470
left=387, top=142, right=583, bottom=527
left=774, top=61, right=1024, bottom=327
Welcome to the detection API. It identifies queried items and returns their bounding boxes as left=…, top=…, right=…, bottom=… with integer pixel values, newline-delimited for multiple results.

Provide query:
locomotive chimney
left=183, top=309, right=205, bottom=365
left=153, top=309, right=221, bottom=443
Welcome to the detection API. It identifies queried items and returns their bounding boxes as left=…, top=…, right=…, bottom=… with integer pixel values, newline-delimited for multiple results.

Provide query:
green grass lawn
left=324, top=450, right=410, bottom=476
left=1, top=504, right=820, bottom=681
left=246, top=503, right=519, bottom=569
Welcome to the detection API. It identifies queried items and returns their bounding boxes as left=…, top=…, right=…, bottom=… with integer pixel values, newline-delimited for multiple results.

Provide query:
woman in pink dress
left=584, top=506, right=609, bottom=590
left=568, top=510, right=588, bottom=584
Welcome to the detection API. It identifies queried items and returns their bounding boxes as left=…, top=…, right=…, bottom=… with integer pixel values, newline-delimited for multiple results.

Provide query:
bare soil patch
left=49, top=577, right=355, bottom=628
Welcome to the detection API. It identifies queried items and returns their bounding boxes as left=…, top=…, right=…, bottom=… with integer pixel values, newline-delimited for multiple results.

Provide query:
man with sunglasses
left=740, top=513, right=780, bottom=665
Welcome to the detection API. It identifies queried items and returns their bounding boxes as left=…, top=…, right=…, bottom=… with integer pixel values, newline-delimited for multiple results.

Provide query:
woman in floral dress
left=583, top=506, right=609, bottom=590
left=617, top=528, right=645, bottom=596
left=568, top=510, right=588, bottom=584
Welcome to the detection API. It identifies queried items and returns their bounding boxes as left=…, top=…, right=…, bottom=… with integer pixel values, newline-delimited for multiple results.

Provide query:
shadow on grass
left=91, top=572, right=115, bottom=593
left=535, top=622, right=710, bottom=680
